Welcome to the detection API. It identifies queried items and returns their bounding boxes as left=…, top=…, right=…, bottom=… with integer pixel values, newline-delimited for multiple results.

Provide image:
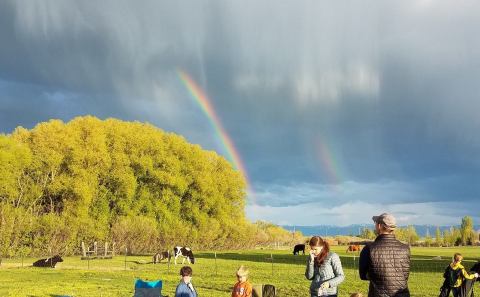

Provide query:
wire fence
left=2, top=251, right=479, bottom=297
left=1, top=251, right=477, bottom=278
left=345, top=255, right=480, bottom=281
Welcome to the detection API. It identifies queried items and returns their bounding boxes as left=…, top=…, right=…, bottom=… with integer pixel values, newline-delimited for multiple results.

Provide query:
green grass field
left=0, top=246, right=479, bottom=297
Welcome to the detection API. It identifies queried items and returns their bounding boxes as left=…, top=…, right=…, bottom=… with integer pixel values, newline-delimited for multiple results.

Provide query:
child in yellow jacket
left=448, top=253, right=478, bottom=297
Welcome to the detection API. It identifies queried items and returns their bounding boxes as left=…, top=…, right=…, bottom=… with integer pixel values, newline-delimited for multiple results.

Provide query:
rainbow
left=177, top=69, right=254, bottom=199
left=316, top=139, right=342, bottom=185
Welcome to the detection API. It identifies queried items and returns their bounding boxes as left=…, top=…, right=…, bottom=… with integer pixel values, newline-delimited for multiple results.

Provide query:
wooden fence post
left=124, top=247, right=127, bottom=271
left=353, top=255, right=356, bottom=280
left=215, top=252, right=217, bottom=276
left=271, top=253, right=274, bottom=276
left=81, top=241, right=87, bottom=257
left=94, top=241, right=98, bottom=257
left=167, top=250, right=170, bottom=274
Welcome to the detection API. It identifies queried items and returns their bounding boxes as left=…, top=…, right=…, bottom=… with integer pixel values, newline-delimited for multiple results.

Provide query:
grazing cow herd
left=31, top=244, right=361, bottom=268
left=31, top=246, right=196, bottom=268
left=152, top=246, right=195, bottom=265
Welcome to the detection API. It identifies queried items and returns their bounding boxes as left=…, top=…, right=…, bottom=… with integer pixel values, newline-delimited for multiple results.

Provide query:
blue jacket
left=175, top=281, right=197, bottom=297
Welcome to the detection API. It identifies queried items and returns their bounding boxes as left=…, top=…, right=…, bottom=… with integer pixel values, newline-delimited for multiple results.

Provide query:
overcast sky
left=1, top=1, right=480, bottom=226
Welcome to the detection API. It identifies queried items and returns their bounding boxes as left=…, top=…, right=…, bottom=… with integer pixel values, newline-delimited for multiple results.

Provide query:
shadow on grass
left=197, top=251, right=372, bottom=268
left=197, top=252, right=306, bottom=266
left=127, top=260, right=154, bottom=265
left=126, top=260, right=172, bottom=266
left=198, top=284, right=231, bottom=293
left=197, top=251, right=480, bottom=274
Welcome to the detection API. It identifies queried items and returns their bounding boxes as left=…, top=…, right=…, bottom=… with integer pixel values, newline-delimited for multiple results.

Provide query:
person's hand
left=309, top=250, right=315, bottom=261
left=320, top=282, right=330, bottom=289
left=474, top=273, right=479, bottom=278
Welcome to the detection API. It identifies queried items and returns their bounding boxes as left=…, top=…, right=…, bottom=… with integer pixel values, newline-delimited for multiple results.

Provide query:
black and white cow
left=173, top=246, right=195, bottom=265
left=33, top=255, right=64, bottom=268
left=153, top=251, right=171, bottom=264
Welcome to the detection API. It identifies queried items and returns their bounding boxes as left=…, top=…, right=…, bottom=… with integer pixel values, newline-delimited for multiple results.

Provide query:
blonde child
left=350, top=293, right=363, bottom=297
left=448, top=253, right=478, bottom=297
left=232, top=265, right=253, bottom=297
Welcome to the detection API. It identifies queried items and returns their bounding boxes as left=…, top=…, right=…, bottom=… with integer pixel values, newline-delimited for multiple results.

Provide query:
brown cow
left=346, top=244, right=361, bottom=253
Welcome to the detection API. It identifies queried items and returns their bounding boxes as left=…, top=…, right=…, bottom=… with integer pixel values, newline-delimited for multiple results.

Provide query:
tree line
left=0, top=116, right=299, bottom=257
left=360, top=216, right=479, bottom=246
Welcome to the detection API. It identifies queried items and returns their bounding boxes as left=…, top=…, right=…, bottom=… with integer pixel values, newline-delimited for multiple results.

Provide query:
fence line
left=1, top=252, right=477, bottom=278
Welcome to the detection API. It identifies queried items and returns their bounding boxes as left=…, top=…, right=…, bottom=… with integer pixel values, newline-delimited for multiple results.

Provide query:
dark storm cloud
left=1, top=0, right=480, bottom=225
left=0, top=0, right=221, bottom=150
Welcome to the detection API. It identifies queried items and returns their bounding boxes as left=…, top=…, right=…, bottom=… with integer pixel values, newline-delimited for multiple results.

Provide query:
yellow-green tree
left=460, top=216, right=475, bottom=245
left=0, top=116, right=254, bottom=255
left=360, top=227, right=376, bottom=240
left=435, top=227, right=442, bottom=246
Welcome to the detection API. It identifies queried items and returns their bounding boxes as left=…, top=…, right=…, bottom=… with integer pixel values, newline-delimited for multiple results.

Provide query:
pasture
left=0, top=246, right=479, bottom=297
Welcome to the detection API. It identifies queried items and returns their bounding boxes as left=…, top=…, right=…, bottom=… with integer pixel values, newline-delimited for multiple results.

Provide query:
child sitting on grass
left=350, top=293, right=363, bottom=297
left=232, top=265, right=252, bottom=297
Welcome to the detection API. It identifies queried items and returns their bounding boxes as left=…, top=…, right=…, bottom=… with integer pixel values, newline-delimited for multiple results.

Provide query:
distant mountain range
left=282, top=224, right=480, bottom=238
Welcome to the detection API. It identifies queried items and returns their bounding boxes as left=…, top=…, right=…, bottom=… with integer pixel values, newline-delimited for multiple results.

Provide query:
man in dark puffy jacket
left=359, top=213, right=411, bottom=297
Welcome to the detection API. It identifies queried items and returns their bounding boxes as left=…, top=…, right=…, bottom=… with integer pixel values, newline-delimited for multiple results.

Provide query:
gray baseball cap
left=372, top=213, right=397, bottom=230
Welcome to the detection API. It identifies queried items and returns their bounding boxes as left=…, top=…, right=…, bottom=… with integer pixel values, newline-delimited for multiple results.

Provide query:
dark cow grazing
left=173, top=246, right=195, bottom=265
left=346, top=244, right=361, bottom=253
left=33, top=255, right=64, bottom=268
left=153, top=251, right=171, bottom=264
left=293, top=244, right=305, bottom=255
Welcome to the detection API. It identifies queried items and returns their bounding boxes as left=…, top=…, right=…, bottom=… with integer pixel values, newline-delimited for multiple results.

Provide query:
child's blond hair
left=350, top=293, right=363, bottom=297
left=236, top=265, right=249, bottom=277
left=453, top=253, right=463, bottom=263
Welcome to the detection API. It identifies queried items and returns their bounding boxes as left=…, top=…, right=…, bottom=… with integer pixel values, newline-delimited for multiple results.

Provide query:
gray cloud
left=254, top=179, right=431, bottom=207
left=1, top=1, right=480, bottom=225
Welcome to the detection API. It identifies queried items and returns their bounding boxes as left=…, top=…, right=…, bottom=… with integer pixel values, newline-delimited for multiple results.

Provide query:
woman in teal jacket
left=305, top=236, right=345, bottom=297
